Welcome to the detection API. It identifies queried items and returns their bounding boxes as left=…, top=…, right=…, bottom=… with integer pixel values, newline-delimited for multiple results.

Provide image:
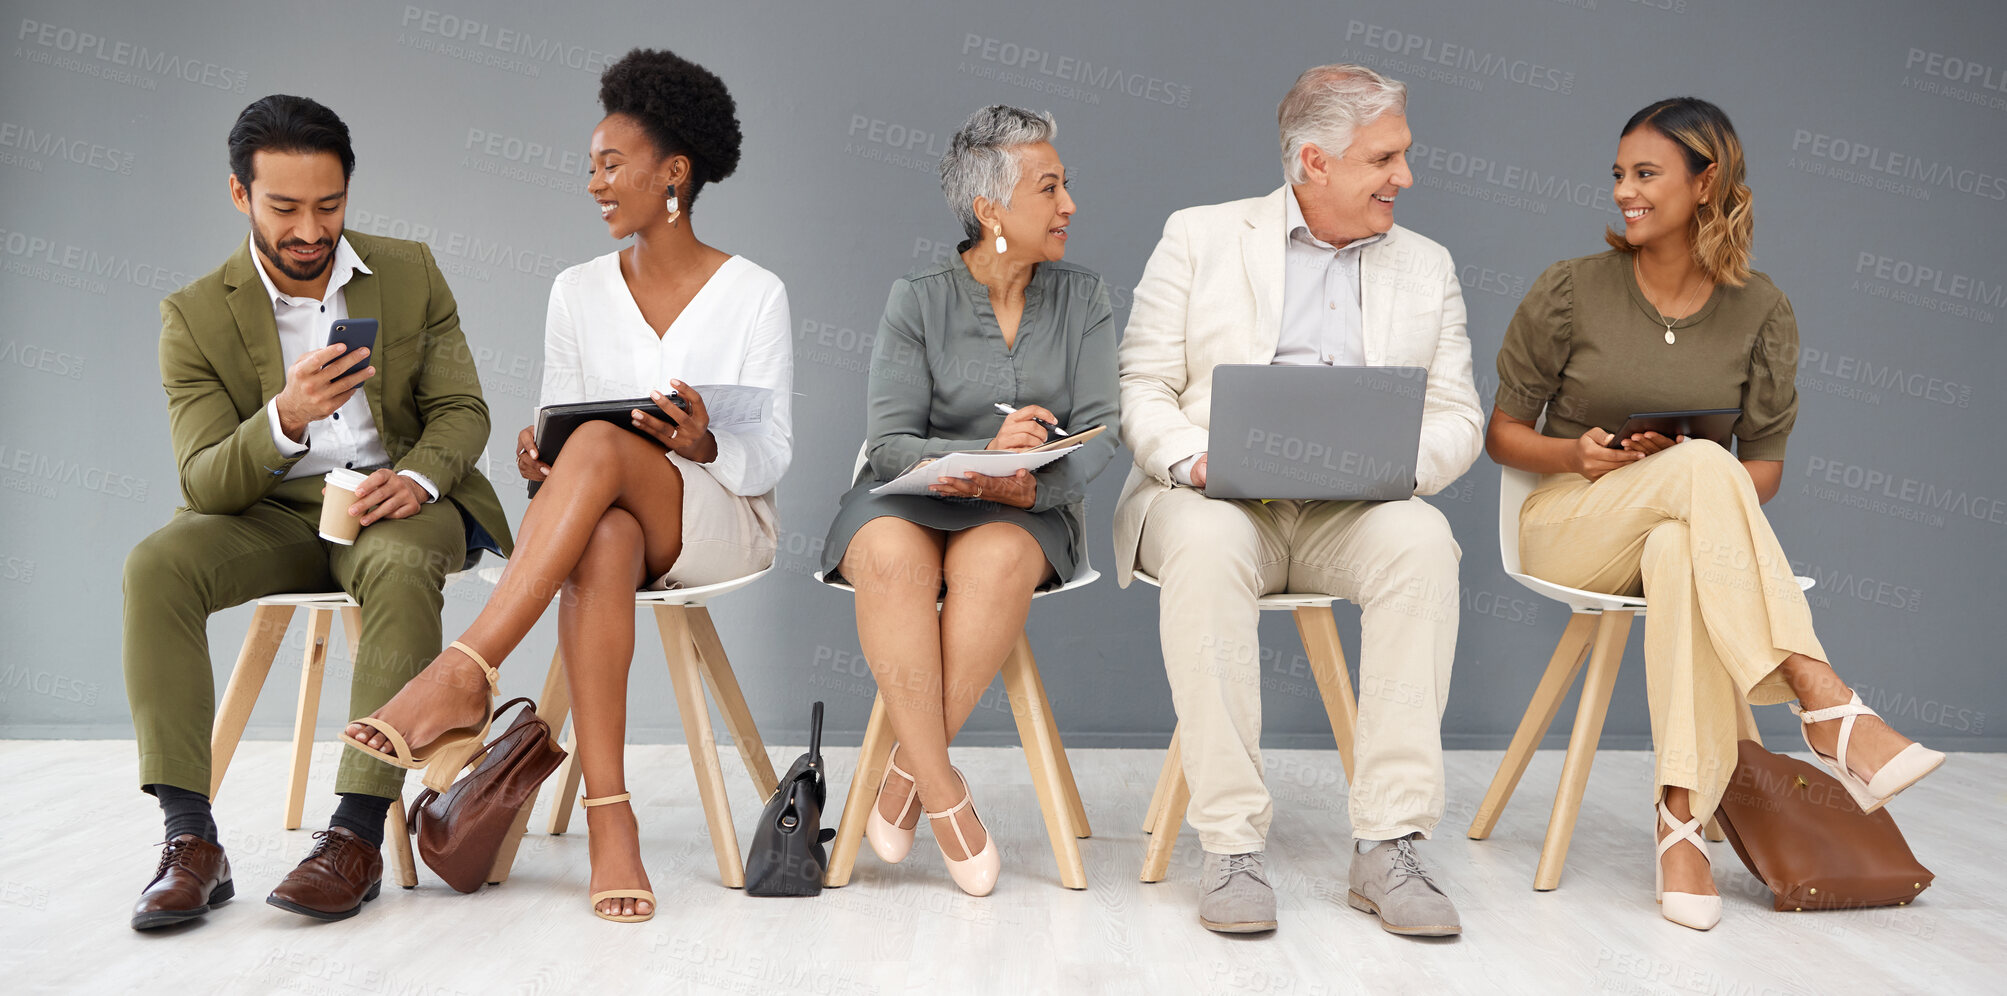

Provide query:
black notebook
left=525, top=396, right=689, bottom=497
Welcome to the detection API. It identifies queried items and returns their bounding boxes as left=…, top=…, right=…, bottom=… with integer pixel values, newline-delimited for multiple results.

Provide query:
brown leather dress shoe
left=266, top=827, right=383, bottom=922
left=132, top=834, right=234, bottom=930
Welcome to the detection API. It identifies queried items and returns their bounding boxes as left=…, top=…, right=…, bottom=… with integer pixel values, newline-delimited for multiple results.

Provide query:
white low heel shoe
left=1790, top=691, right=1945, bottom=815
left=1655, top=797, right=1722, bottom=931
left=865, top=745, right=922, bottom=864
left=926, top=768, right=999, bottom=897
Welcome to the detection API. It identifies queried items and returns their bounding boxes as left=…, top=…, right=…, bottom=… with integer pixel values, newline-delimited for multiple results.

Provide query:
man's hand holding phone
left=275, top=343, right=374, bottom=443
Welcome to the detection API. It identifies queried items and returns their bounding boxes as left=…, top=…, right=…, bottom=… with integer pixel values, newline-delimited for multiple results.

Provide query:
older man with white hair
left=1114, top=65, right=1482, bottom=936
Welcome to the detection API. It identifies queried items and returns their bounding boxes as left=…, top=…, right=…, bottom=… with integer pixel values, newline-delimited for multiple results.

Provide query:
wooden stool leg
left=210, top=604, right=296, bottom=800
left=1143, top=725, right=1182, bottom=835
left=686, top=607, right=780, bottom=799
left=1001, top=632, right=1087, bottom=890
left=489, top=649, right=572, bottom=885
left=1534, top=610, right=1633, bottom=891
left=387, top=795, right=418, bottom=888
left=1024, top=651, right=1090, bottom=838
left=284, top=608, right=335, bottom=831
left=1295, top=606, right=1359, bottom=782
left=547, top=730, right=583, bottom=835
left=658, top=606, right=745, bottom=888
left=1468, top=612, right=1599, bottom=839
left=1141, top=745, right=1190, bottom=884
left=824, top=694, right=894, bottom=887
left=537, top=649, right=582, bottom=836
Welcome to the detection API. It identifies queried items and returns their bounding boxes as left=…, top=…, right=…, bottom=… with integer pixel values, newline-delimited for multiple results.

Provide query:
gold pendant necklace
left=1637, top=255, right=1704, bottom=346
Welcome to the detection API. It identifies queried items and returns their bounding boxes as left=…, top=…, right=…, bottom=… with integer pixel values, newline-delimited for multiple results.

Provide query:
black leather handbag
left=744, top=701, right=836, bottom=896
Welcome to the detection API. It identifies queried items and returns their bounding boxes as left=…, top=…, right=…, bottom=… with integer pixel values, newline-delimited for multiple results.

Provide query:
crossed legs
left=343, top=422, right=686, bottom=917
left=841, top=517, right=1052, bottom=860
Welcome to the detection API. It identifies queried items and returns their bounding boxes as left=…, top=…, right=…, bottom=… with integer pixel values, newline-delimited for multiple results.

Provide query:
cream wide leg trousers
left=1137, top=491, right=1462, bottom=852
left=1518, top=439, right=1827, bottom=819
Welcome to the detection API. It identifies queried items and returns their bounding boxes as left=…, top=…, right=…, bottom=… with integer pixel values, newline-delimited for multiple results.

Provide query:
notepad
left=869, top=445, right=1083, bottom=497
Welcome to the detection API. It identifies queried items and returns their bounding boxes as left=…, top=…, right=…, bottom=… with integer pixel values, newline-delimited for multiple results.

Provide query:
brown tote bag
left=407, top=697, right=568, bottom=894
left=1713, top=739, right=1933, bottom=911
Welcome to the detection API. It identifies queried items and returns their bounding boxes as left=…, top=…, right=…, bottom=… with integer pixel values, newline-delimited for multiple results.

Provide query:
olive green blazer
left=156, top=232, right=513, bottom=557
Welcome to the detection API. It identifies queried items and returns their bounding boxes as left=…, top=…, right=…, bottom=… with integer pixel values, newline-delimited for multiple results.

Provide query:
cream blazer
left=1112, top=186, right=1484, bottom=584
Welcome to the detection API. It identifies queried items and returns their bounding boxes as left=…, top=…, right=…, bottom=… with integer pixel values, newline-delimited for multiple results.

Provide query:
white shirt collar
left=246, top=234, right=371, bottom=307
left=1285, top=188, right=1385, bottom=254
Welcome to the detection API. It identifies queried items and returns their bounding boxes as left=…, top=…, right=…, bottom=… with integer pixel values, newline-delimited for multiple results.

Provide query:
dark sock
left=149, top=784, right=217, bottom=843
left=329, top=793, right=393, bottom=849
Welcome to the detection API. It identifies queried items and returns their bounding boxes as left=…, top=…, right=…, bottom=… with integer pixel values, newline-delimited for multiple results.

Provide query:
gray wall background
left=3, top=0, right=2002, bottom=754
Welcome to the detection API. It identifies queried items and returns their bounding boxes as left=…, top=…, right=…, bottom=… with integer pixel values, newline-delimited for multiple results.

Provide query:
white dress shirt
left=540, top=251, right=793, bottom=496
left=1171, top=189, right=1384, bottom=485
left=257, top=236, right=438, bottom=500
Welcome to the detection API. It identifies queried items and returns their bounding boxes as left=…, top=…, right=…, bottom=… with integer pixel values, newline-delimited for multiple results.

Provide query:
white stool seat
left=1474, top=463, right=1815, bottom=890
left=1126, top=568, right=1358, bottom=882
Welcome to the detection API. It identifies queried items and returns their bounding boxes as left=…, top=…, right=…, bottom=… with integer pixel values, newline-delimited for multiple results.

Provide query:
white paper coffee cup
left=319, top=467, right=371, bottom=545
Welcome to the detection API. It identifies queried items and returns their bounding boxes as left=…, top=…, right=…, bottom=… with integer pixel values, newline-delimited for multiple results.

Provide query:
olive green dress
left=821, top=253, right=1121, bottom=583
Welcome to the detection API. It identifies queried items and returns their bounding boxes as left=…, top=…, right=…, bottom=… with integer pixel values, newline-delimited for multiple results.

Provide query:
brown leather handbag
left=1713, top=739, right=1933, bottom=911
left=407, top=697, right=568, bottom=893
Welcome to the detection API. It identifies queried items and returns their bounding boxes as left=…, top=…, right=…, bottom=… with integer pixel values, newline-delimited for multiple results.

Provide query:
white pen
left=993, top=402, right=1068, bottom=436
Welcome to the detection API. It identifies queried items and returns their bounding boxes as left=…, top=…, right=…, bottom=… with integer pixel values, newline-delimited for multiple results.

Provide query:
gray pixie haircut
left=940, top=105, right=1058, bottom=242
left=1277, top=65, right=1408, bottom=183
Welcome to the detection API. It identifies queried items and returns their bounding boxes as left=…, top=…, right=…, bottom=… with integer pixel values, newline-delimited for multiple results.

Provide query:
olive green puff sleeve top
left=1495, top=250, right=1801, bottom=461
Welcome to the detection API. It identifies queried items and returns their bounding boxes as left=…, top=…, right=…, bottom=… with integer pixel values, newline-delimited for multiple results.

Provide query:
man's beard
left=251, top=220, right=337, bottom=283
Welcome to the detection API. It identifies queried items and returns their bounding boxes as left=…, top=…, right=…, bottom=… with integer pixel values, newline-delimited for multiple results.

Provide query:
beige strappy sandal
left=340, top=640, right=500, bottom=791
left=583, top=793, right=656, bottom=923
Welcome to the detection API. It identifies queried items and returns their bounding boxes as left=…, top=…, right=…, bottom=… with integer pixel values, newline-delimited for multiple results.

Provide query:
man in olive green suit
left=125, top=95, right=513, bottom=930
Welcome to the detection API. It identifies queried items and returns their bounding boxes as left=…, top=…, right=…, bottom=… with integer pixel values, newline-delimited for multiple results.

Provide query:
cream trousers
left=1519, top=440, right=1827, bottom=819
left=1137, top=490, right=1462, bottom=852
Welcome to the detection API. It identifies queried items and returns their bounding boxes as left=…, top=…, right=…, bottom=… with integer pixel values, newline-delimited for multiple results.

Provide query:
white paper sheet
left=868, top=445, right=1083, bottom=496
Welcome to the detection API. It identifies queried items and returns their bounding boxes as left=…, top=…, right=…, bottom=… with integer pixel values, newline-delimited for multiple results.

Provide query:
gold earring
left=992, top=224, right=1006, bottom=255
left=666, top=187, right=682, bottom=227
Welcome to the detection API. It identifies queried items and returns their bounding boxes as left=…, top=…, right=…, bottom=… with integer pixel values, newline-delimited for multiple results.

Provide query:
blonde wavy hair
left=1604, top=97, right=1753, bottom=287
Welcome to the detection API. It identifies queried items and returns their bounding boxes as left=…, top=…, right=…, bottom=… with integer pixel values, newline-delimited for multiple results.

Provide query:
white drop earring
left=665, top=188, right=682, bottom=227
left=992, top=224, right=1006, bottom=255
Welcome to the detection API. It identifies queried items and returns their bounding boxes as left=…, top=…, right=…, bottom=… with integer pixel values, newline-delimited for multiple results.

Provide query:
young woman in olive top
left=1487, top=97, right=1943, bottom=931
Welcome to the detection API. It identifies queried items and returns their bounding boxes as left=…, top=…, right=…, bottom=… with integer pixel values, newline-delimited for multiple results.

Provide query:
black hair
left=1617, top=96, right=1732, bottom=177
left=227, top=94, right=355, bottom=191
left=598, top=48, right=742, bottom=211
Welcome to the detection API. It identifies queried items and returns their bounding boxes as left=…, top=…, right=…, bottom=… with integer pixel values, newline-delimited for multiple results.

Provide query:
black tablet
left=526, top=395, right=690, bottom=496
left=1605, top=407, right=1741, bottom=449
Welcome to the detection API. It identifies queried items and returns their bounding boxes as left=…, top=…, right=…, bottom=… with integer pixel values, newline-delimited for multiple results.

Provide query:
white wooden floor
left=1, top=741, right=1999, bottom=995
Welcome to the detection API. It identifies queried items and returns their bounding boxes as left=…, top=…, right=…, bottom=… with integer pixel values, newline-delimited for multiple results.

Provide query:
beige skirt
left=646, top=452, right=778, bottom=590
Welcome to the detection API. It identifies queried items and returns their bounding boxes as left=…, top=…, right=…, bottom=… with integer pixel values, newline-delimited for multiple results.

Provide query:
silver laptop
left=1204, top=364, right=1427, bottom=501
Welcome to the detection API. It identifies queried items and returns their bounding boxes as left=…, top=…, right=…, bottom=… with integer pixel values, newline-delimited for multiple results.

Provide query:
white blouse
left=540, top=251, right=793, bottom=496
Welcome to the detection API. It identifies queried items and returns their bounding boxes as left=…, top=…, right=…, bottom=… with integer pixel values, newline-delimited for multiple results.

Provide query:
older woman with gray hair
left=818, top=104, right=1120, bottom=896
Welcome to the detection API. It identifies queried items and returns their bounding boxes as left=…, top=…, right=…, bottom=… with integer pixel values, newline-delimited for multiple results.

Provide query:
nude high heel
left=340, top=641, right=500, bottom=792
left=866, top=745, right=922, bottom=864
left=582, top=793, right=654, bottom=923
left=926, top=768, right=999, bottom=897
left=1790, top=691, right=1945, bottom=814
left=1655, top=796, right=1722, bottom=931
